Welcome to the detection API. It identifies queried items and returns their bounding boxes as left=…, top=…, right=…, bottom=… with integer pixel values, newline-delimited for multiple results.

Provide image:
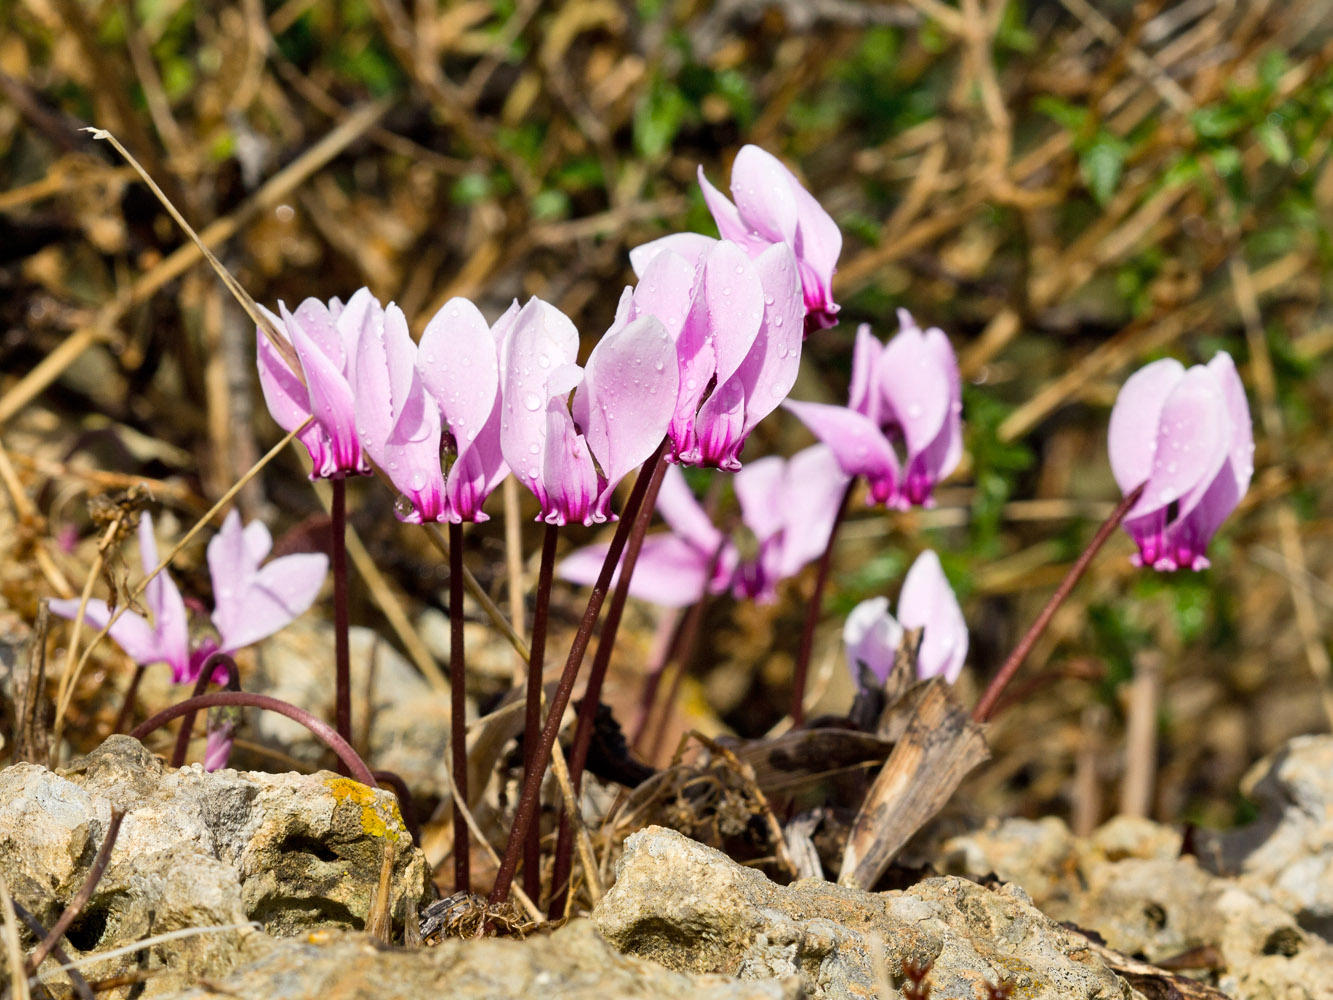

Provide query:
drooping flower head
left=256, top=289, right=380, bottom=480
left=499, top=297, right=678, bottom=525
left=843, top=550, right=968, bottom=688
left=1108, top=351, right=1253, bottom=571
left=623, top=238, right=805, bottom=470
left=51, top=511, right=328, bottom=684
left=785, top=311, right=962, bottom=509
left=558, top=445, right=850, bottom=605
left=354, top=296, right=511, bottom=523
left=632, top=145, right=842, bottom=334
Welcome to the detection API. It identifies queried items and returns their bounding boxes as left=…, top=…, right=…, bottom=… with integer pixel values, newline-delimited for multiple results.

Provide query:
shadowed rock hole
left=281, top=834, right=341, bottom=863
left=64, top=906, right=110, bottom=952
left=1262, top=926, right=1302, bottom=956
left=1143, top=902, right=1167, bottom=930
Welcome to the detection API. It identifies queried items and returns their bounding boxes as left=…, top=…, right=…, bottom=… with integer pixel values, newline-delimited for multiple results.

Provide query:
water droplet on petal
left=528, top=443, right=540, bottom=455
left=394, top=495, right=414, bottom=517
left=524, top=393, right=542, bottom=411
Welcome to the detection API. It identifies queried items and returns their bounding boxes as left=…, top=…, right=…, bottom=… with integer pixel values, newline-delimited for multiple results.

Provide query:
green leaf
left=1034, top=96, right=1088, bottom=133
left=1256, top=121, right=1292, bottom=165
left=633, top=78, right=690, bottom=159
left=1080, top=134, right=1127, bottom=205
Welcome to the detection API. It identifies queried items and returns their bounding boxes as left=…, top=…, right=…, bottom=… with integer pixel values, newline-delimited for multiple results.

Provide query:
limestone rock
left=0, top=736, right=427, bottom=993
left=1194, top=735, right=1333, bottom=940
left=594, top=825, right=1142, bottom=1000
left=937, top=808, right=1333, bottom=998
left=150, top=920, right=800, bottom=1000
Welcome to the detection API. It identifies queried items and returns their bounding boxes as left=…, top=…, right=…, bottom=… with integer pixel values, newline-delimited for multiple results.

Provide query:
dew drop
left=394, top=495, right=414, bottom=517
left=653, top=360, right=665, bottom=372
left=773, top=316, right=783, bottom=327
left=538, top=354, right=551, bottom=369
left=528, top=443, right=540, bottom=454
left=524, top=393, right=542, bottom=411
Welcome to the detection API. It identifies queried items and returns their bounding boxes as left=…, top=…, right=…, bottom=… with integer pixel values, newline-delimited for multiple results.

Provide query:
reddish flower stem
left=331, top=477, right=352, bottom=756
left=449, top=520, right=469, bottom=893
left=790, top=477, right=855, bottom=726
left=971, top=482, right=1145, bottom=724
left=522, top=522, right=559, bottom=903
left=170, top=651, right=241, bottom=768
left=488, top=442, right=665, bottom=907
left=548, top=455, right=668, bottom=916
left=129, top=691, right=378, bottom=787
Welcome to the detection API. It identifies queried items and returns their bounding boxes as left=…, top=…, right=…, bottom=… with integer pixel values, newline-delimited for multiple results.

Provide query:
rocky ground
left=2, top=735, right=1331, bottom=998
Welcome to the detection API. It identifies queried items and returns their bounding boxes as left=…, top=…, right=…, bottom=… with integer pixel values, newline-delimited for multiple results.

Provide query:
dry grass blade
left=1, top=874, right=32, bottom=1000
left=365, top=840, right=396, bottom=944
left=10, top=901, right=94, bottom=1000
left=839, top=680, right=989, bottom=890
left=11, top=601, right=52, bottom=766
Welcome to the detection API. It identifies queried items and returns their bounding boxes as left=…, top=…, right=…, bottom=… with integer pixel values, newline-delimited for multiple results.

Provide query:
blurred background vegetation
left=2, top=0, right=1331, bottom=834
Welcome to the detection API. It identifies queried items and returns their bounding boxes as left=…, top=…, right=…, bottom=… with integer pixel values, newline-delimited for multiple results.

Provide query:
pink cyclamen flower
left=621, top=237, right=805, bottom=470
left=631, top=145, right=842, bottom=334
left=500, top=297, right=678, bottom=526
left=559, top=445, right=849, bottom=605
left=1108, top=351, right=1253, bottom=571
left=256, top=289, right=382, bottom=479
left=784, top=311, right=962, bottom=509
left=51, top=511, right=328, bottom=684
left=843, top=549, right=968, bottom=688
left=354, top=296, right=511, bottom=523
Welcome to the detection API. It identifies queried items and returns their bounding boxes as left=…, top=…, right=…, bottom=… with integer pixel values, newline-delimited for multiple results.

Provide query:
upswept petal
left=49, top=597, right=162, bottom=668
left=773, top=444, right=850, bottom=578
left=782, top=400, right=900, bottom=503
left=629, top=233, right=718, bottom=277
left=207, top=511, right=255, bottom=644
left=333, top=288, right=380, bottom=364
left=692, top=375, right=748, bottom=471
left=787, top=172, right=842, bottom=331
left=1128, top=365, right=1231, bottom=523
left=355, top=304, right=447, bottom=522
left=139, top=515, right=191, bottom=681
left=848, top=324, right=883, bottom=422
left=418, top=297, right=500, bottom=452
left=577, top=315, right=678, bottom=510
left=729, top=144, right=801, bottom=247
left=1159, top=353, right=1253, bottom=570
left=671, top=242, right=764, bottom=457
left=735, top=243, right=805, bottom=441
left=501, top=299, right=581, bottom=512
left=843, top=596, right=903, bottom=687
left=216, top=552, right=328, bottom=652
left=1108, top=358, right=1184, bottom=495
left=629, top=249, right=697, bottom=341
left=698, top=167, right=759, bottom=250
left=242, top=520, right=272, bottom=571
left=541, top=406, right=603, bottom=525
left=655, top=465, right=725, bottom=554
left=901, top=324, right=963, bottom=505
left=877, top=322, right=952, bottom=459
left=896, top=549, right=967, bottom=683
left=733, top=455, right=786, bottom=544
left=282, top=300, right=364, bottom=478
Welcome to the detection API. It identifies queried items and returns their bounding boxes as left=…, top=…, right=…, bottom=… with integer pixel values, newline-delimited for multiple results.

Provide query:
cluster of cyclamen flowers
left=254, top=145, right=834, bottom=525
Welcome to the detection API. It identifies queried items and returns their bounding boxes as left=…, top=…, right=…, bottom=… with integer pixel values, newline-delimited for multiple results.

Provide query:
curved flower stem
left=971, top=481, right=1146, bottom=724
left=129, top=691, right=379, bottom=787
left=548, top=456, right=668, bottom=916
left=489, top=442, right=665, bottom=907
left=170, top=651, right=241, bottom=767
left=331, top=477, right=352, bottom=765
left=449, top=520, right=469, bottom=893
left=790, top=477, right=856, bottom=726
left=523, top=523, right=559, bottom=904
